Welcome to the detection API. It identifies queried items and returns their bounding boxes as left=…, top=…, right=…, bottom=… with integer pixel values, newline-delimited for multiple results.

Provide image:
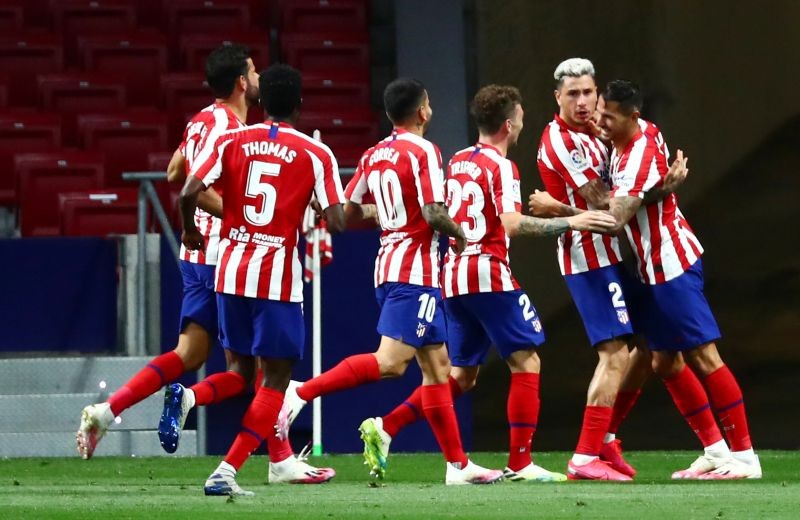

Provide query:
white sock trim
left=603, top=433, right=616, bottom=444
left=217, top=461, right=237, bottom=476
left=704, top=439, right=731, bottom=457
left=571, top=454, right=598, bottom=466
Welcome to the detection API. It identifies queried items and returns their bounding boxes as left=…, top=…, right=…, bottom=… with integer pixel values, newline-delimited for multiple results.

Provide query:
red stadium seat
left=302, top=75, right=370, bottom=112
left=38, top=73, right=127, bottom=146
left=9, top=0, right=48, bottom=27
left=295, top=111, right=379, bottom=167
left=0, top=76, right=8, bottom=107
left=160, top=72, right=211, bottom=143
left=0, top=34, right=63, bottom=106
left=15, top=150, right=105, bottom=236
left=147, top=151, right=175, bottom=173
left=79, top=32, right=167, bottom=106
left=178, top=31, right=270, bottom=71
left=77, top=111, right=168, bottom=187
left=0, top=112, right=61, bottom=206
left=0, top=2, right=23, bottom=32
left=59, top=188, right=139, bottom=236
left=165, top=0, right=251, bottom=44
left=52, top=0, right=137, bottom=65
left=281, top=33, right=369, bottom=81
left=281, top=0, right=367, bottom=33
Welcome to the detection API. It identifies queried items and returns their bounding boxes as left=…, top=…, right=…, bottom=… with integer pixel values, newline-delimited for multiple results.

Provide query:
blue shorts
left=217, top=293, right=305, bottom=359
left=375, top=282, right=447, bottom=348
left=563, top=263, right=635, bottom=347
left=444, top=290, right=546, bottom=367
left=622, top=259, right=720, bottom=352
left=179, top=260, right=218, bottom=337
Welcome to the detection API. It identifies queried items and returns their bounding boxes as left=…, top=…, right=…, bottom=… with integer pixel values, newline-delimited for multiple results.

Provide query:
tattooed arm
left=422, top=202, right=467, bottom=253
left=528, top=177, right=610, bottom=218
left=641, top=149, right=689, bottom=205
left=607, top=196, right=643, bottom=234
left=500, top=210, right=616, bottom=237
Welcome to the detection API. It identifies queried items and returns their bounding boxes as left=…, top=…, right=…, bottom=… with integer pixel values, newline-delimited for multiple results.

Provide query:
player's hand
left=663, top=149, right=689, bottom=193
left=452, top=228, right=467, bottom=254
left=310, top=200, right=324, bottom=221
left=567, top=210, right=617, bottom=233
left=528, top=189, right=560, bottom=217
left=181, top=228, right=205, bottom=251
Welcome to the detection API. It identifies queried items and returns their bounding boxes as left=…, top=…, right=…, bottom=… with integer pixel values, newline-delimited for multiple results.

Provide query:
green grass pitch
left=2, top=451, right=799, bottom=519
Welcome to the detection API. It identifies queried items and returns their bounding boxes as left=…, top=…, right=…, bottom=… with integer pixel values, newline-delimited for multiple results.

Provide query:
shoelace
left=296, top=442, right=313, bottom=463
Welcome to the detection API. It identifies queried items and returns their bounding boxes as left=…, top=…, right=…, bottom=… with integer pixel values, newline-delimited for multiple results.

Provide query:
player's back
left=442, top=143, right=520, bottom=297
left=179, top=102, right=244, bottom=265
left=193, top=120, right=343, bottom=300
left=346, top=128, right=445, bottom=288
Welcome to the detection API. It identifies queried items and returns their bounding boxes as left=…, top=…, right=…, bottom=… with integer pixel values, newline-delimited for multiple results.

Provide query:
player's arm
left=344, top=201, right=378, bottom=225
left=606, top=196, right=642, bottom=234
left=179, top=175, right=206, bottom=250
left=422, top=203, right=467, bottom=253
left=500, top=210, right=616, bottom=237
left=641, top=149, right=688, bottom=205
left=166, top=148, right=186, bottom=183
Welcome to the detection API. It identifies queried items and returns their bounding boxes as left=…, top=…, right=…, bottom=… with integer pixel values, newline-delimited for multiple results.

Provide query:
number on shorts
left=608, top=282, right=626, bottom=308
left=417, top=293, right=437, bottom=323
left=518, top=294, right=536, bottom=321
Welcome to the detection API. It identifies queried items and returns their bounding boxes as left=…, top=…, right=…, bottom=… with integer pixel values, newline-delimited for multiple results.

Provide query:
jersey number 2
left=244, top=160, right=279, bottom=226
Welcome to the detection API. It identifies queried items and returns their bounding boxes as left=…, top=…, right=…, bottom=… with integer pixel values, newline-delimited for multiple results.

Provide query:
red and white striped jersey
left=179, top=102, right=244, bottom=265
left=190, top=121, right=345, bottom=301
left=345, top=128, right=445, bottom=288
left=537, top=115, right=622, bottom=275
left=610, top=121, right=703, bottom=284
left=441, top=143, right=521, bottom=297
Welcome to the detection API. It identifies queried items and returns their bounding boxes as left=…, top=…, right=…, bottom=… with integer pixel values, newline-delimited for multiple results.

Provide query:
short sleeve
left=491, top=159, right=521, bottom=215
left=344, top=153, right=369, bottom=204
left=543, top=126, right=601, bottom=190
left=310, top=145, right=345, bottom=210
left=414, top=142, right=445, bottom=206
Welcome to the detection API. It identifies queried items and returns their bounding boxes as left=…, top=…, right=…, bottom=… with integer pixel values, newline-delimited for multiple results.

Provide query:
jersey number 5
left=244, top=160, right=279, bottom=226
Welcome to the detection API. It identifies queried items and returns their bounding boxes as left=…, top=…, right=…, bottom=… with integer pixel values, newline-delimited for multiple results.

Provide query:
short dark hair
left=470, top=85, right=522, bottom=134
left=205, top=44, right=250, bottom=98
left=259, top=64, right=302, bottom=118
left=602, top=80, right=643, bottom=115
left=383, top=78, right=426, bottom=124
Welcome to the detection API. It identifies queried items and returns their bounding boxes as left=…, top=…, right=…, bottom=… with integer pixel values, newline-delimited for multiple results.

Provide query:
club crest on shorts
left=532, top=319, right=542, bottom=333
left=416, top=322, right=427, bottom=338
left=617, top=309, right=630, bottom=325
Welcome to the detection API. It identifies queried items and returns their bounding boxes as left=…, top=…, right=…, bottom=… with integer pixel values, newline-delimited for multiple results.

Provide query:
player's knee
left=377, top=357, right=410, bottom=378
left=651, top=354, right=682, bottom=379
left=173, top=347, right=206, bottom=371
left=685, top=343, right=723, bottom=377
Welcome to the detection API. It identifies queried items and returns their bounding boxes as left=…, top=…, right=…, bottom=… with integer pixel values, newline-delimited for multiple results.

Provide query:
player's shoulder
left=280, top=125, right=337, bottom=160
left=448, top=145, right=476, bottom=164
left=397, top=131, right=439, bottom=157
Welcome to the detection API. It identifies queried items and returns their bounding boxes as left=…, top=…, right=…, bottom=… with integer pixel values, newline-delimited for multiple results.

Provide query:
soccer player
left=277, top=78, right=503, bottom=485
left=597, top=79, right=761, bottom=480
left=530, top=58, right=687, bottom=480
left=357, top=85, right=617, bottom=482
left=181, top=63, right=346, bottom=496
left=76, top=45, right=257, bottom=459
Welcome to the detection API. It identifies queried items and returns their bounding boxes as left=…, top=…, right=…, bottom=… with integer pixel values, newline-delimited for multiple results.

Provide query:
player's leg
left=415, top=342, right=503, bottom=485
left=76, top=261, right=212, bottom=459
left=685, top=342, right=760, bottom=479
left=600, top=338, right=651, bottom=476
left=562, top=265, right=635, bottom=480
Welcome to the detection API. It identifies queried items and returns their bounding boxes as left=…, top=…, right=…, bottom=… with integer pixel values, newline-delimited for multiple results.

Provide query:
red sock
left=507, top=373, right=540, bottom=471
left=703, top=365, right=752, bottom=451
left=108, top=351, right=185, bottom=416
left=224, top=386, right=284, bottom=471
left=296, top=353, right=380, bottom=402
left=191, top=371, right=246, bottom=406
left=421, top=382, right=468, bottom=466
left=575, top=405, right=613, bottom=456
left=662, top=366, right=723, bottom=447
left=608, top=389, right=642, bottom=434
left=266, top=435, right=294, bottom=463
left=382, top=376, right=462, bottom=438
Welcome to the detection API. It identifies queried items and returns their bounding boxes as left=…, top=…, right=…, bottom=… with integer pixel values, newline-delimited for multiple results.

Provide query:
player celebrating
left=277, top=78, right=503, bottom=485
left=77, top=44, right=256, bottom=457
left=598, top=80, right=761, bottom=480
left=181, top=63, right=345, bottom=496
left=358, top=85, right=616, bottom=482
